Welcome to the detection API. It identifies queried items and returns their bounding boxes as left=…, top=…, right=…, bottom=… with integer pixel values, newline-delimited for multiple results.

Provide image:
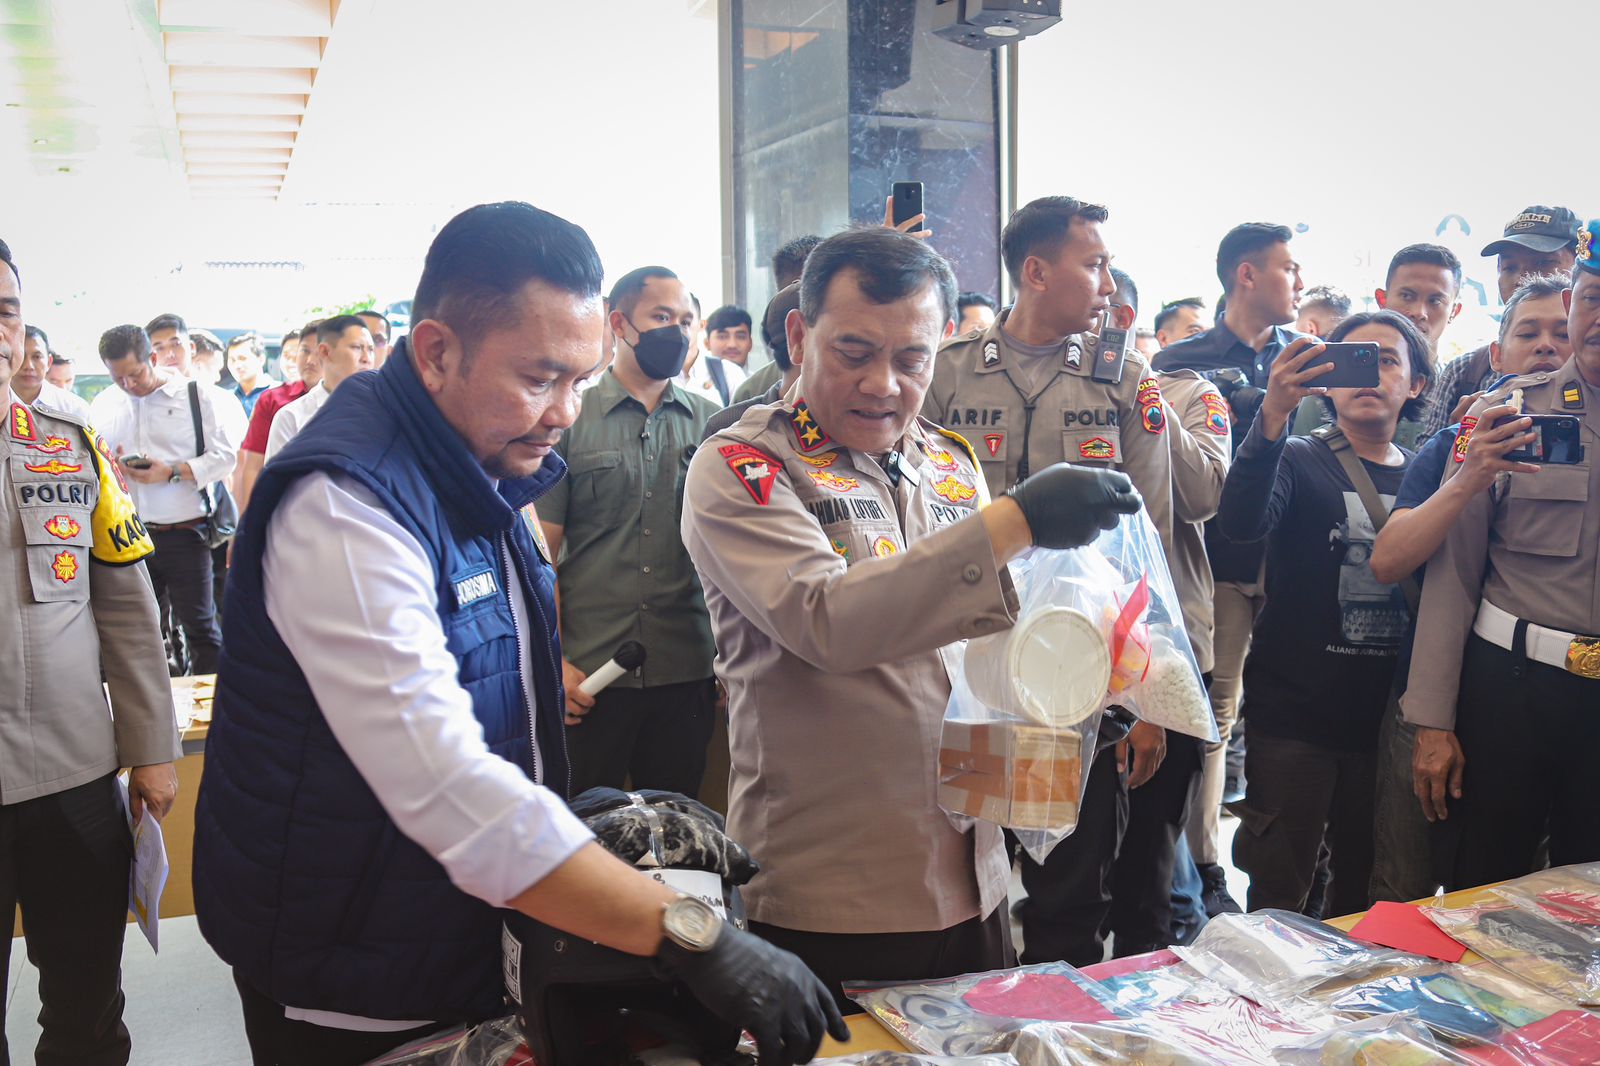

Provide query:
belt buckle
left=1567, top=637, right=1600, bottom=680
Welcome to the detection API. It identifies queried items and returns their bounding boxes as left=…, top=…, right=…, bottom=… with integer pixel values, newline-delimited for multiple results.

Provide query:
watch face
left=666, top=896, right=721, bottom=951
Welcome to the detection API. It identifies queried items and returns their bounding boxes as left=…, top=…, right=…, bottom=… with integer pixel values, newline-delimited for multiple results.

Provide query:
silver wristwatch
left=661, top=894, right=722, bottom=953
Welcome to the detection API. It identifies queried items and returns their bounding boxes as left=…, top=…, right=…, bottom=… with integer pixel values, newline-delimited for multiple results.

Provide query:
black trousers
left=1105, top=733, right=1203, bottom=955
left=1442, top=634, right=1600, bottom=889
left=146, top=526, right=221, bottom=675
left=1230, top=730, right=1376, bottom=918
left=566, top=678, right=718, bottom=798
left=211, top=542, right=230, bottom=626
left=1017, top=744, right=1128, bottom=967
left=232, top=973, right=443, bottom=1066
left=0, top=775, right=133, bottom=1066
left=751, top=905, right=1014, bottom=1015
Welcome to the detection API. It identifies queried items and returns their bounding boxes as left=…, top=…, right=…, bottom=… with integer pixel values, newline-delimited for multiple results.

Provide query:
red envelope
left=1348, top=901, right=1468, bottom=963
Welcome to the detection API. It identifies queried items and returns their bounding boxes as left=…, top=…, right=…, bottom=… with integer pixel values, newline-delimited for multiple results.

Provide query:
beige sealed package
left=939, top=510, right=1215, bottom=863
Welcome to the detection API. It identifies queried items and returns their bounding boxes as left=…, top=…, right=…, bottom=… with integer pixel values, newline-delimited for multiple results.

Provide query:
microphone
left=578, top=641, right=649, bottom=697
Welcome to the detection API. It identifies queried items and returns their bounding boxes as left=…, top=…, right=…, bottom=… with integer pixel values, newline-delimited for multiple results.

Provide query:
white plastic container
left=963, top=606, right=1111, bottom=729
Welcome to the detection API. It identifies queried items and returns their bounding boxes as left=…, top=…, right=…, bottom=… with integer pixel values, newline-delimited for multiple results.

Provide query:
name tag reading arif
left=452, top=568, right=500, bottom=608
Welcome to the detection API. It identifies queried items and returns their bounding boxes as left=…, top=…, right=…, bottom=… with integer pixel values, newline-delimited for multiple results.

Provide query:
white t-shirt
left=265, top=381, right=331, bottom=460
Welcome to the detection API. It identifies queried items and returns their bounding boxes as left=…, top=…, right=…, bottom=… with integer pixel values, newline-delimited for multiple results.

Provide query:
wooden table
left=816, top=885, right=1510, bottom=1056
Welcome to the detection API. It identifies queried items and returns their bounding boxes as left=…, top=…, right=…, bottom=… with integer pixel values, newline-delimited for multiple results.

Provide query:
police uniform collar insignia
left=1564, top=383, right=1585, bottom=410
left=789, top=399, right=832, bottom=452
left=982, top=340, right=1001, bottom=368
left=1066, top=340, right=1083, bottom=370
left=9, top=402, right=36, bottom=441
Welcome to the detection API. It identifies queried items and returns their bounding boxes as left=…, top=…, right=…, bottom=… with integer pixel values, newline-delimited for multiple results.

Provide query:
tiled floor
left=5, top=915, right=252, bottom=1066
left=5, top=816, right=1251, bottom=1065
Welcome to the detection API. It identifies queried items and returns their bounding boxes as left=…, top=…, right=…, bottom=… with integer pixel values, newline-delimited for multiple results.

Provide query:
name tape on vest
left=453, top=568, right=500, bottom=608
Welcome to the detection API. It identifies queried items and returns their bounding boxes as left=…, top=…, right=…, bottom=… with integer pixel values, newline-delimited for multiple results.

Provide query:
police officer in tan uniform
left=1404, top=222, right=1600, bottom=889
left=1104, top=273, right=1233, bottom=953
left=0, top=240, right=181, bottom=1063
left=683, top=228, right=1140, bottom=1005
left=1163, top=372, right=1237, bottom=908
left=927, top=196, right=1176, bottom=966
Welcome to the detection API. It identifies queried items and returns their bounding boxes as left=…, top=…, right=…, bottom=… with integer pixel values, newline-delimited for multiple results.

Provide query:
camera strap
left=1313, top=424, right=1420, bottom=616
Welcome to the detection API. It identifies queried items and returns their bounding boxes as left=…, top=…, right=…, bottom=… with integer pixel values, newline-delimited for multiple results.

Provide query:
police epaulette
left=933, top=425, right=982, bottom=470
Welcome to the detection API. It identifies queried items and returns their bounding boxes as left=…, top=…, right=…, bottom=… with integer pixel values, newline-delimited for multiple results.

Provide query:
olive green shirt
left=543, top=370, right=720, bottom=686
left=733, top=360, right=783, bottom=405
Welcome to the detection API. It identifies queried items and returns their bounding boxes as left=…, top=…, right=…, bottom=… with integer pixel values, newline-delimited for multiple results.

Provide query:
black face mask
left=625, top=318, right=690, bottom=380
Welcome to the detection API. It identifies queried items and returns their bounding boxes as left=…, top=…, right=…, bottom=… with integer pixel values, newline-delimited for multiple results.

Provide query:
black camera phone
left=1312, top=342, right=1380, bottom=389
left=1493, top=412, right=1584, bottom=464
left=891, top=181, right=925, bottom=228
left=121, top=454, right=153, bottom=470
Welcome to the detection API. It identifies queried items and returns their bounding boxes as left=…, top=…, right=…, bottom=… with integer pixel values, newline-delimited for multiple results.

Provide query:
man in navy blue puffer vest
left=193, top=202, right=843, bottom=1066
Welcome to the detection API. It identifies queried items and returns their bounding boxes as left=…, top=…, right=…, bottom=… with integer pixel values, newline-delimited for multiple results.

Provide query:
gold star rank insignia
left=789, top=399, right=833, bottom=453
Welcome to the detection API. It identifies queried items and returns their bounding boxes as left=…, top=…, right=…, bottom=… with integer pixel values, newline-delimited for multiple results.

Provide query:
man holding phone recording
left=90, top=323, right=245, bottom=674
left=1403, top=227, right=1600, bottom=888
left=1217, top=310, right=1433, bottom=914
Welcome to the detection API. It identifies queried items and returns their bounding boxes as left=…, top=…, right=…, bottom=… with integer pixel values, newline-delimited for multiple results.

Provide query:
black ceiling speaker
left=932, top=0, right=1062, bottom=49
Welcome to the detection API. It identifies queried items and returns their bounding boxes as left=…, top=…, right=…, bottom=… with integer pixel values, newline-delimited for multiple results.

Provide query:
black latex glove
left=1006, top=462, right=1143, bottom=549
left=656, top=926, right=849, bottom=1065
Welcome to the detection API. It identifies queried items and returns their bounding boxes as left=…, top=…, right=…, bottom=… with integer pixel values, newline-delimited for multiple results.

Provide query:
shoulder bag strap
left=187, top=380, right=214, bottom=517
left=1318, top=424, right=1421, bottom=616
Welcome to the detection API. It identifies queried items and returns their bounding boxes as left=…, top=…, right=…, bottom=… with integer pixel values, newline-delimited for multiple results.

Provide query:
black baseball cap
left=1480, top=205, right=1582, bottom=256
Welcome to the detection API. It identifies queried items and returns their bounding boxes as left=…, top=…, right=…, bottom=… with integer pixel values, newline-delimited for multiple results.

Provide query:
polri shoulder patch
left=1202, top=392, right=1231, bottom=436
left=1136, top=377, right=1166, bottom=434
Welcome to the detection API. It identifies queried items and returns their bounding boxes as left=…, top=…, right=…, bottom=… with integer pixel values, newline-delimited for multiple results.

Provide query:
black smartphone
left=1493, top=412, right=1585, bottom=464
left=121, top=454, right=153, bottom=469
left=891, top=181, right=925, bottom=228
left=1313, top=341, right=1380, bottom=389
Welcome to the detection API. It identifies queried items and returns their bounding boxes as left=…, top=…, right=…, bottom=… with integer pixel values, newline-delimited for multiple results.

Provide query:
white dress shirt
left=264, top=381, right=331, bottom=460
left=680, top=355, right=748, bottom=407
left=87, top=375, right=246, bottom=524
left=23, top=380, right=92, bottom=422
left=263, top=471, right=593, bottom=1030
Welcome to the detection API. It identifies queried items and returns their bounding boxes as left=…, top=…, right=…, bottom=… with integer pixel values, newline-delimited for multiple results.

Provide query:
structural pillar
left=724, top=0, right=1003, bottom=323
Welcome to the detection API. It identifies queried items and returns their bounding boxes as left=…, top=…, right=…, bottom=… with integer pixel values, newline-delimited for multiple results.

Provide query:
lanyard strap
left=1000, top=367, right=1065, bottom=487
